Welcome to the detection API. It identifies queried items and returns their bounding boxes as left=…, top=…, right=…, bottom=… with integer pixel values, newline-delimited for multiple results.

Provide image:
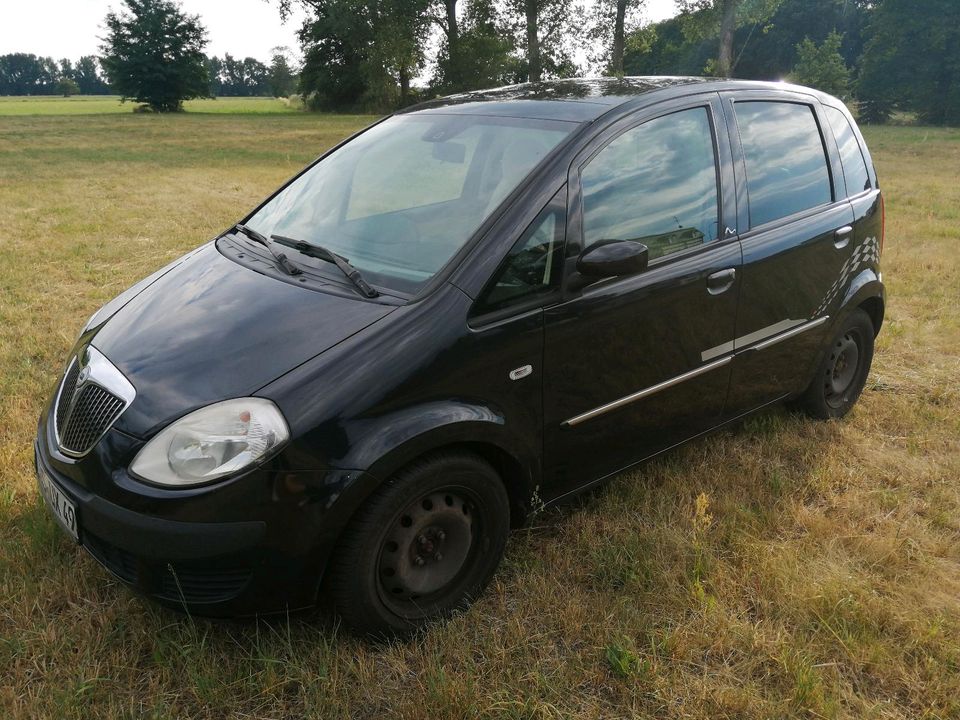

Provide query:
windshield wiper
left=271, top=234, right=379, bottom=298
left=232, top=224, right=302, bottom=277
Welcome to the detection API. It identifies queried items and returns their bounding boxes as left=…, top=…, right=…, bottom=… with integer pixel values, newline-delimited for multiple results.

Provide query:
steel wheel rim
left=824, top=329, right=862, bottom=408
left=376, top=486, right=480, bottom=616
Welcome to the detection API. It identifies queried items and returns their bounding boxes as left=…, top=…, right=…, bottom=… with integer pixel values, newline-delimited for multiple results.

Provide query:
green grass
left=0, top=95, right=302, bottom=115
left=1, top=106, right=959, bottom=719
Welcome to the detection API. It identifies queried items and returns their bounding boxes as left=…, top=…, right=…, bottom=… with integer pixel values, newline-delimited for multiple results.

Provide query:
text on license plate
left=38, top=468, right=79, bottom=542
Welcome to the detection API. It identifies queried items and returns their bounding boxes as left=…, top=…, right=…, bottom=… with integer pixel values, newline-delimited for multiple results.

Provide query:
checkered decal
left=812, top=235, right=880, bottom=319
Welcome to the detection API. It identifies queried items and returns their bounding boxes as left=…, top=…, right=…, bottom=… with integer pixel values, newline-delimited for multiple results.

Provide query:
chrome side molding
left=565, top=315, right=830, bottom=428
left=753, top=315, right=829, bottom=351
left=562, top=355, right=732, bottom=428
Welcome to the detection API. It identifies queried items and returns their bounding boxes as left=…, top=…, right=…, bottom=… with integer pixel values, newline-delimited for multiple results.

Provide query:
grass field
left=0, top=95, right=300, bottom=115
left=1, top=97, right=959, bottom=719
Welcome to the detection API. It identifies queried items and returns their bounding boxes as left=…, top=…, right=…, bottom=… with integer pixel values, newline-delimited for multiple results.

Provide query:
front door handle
left=706, top=268, right=737, bottom=295
left=834, top=225, right=853, bottom=249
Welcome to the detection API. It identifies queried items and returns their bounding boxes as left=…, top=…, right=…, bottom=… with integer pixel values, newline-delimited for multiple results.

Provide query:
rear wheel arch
left=839, top=268, right=884, bottom=336
left=858, top=295, right=884, bottom=337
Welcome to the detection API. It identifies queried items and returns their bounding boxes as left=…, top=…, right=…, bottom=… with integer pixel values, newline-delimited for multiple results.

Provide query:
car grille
left=54, top=348, right=132, bottom=457
left=158, top=566, right=252, bottom=604
left=58, top=383, right=126, bottom=455
left=83, top=531, right=252, bottom=605
left=55, top=359, right=81, bottom=433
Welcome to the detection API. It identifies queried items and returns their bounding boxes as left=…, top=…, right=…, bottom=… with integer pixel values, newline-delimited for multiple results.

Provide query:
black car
left=35, top=77, right=885, bottom=635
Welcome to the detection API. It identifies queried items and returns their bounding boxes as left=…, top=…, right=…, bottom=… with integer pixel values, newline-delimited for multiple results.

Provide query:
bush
left=55, top=78, right=80, bottom=97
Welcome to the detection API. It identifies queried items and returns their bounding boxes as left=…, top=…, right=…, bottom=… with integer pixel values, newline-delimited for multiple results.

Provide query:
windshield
left=245, top=113, right=575, bottom=294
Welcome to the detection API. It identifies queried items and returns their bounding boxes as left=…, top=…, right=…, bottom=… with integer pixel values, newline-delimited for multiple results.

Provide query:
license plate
left=37, top=467, right=79, bottom=542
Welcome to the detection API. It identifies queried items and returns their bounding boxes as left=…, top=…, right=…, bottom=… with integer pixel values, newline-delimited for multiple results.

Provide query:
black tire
left=797, top=308, right=875, bottom=420
left=327, top=452, right=510, bottom=637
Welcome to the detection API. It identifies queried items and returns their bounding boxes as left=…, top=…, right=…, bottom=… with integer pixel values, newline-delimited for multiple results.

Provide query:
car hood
left=90, top=244, right=396, bottom=436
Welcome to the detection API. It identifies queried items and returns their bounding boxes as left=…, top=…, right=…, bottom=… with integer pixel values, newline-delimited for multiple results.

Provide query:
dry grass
left=1, top=103, right=958, bottom=719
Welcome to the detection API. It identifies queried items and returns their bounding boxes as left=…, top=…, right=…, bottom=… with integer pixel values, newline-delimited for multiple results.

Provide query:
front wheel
left=327, top=452, right=510, bottom=637
left=796, top=308, right=875, bottom=420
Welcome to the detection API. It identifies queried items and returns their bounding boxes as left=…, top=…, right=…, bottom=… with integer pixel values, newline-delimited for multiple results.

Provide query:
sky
left=0, top=0, right=310, bottom=61
left=1, top=0, right=679, bottom=64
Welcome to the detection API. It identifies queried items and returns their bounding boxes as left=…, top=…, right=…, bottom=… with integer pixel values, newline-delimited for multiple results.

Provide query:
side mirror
left=572, top=241, right=649, bottom=288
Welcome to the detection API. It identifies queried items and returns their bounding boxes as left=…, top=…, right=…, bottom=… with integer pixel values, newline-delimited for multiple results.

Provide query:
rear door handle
left=834, top=225, right=853, bottom=249
left=706, top=268, right=737, bottom=295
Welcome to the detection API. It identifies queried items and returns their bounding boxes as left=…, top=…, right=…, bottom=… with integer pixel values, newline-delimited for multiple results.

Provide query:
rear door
left=541, top=94, right=741, bottom=500
left=719, top=91, right=856, bottom=416
left=821, top=103, right=884, bottom=281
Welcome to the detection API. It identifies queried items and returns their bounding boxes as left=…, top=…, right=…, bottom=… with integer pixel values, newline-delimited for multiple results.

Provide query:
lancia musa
left=36, top=77, right=885, bottom=635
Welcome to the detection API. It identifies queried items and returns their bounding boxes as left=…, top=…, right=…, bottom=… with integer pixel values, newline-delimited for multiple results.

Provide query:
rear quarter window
left=823, top=105, right=871, bottom=196
left=735, top=101, right=832, bottom=228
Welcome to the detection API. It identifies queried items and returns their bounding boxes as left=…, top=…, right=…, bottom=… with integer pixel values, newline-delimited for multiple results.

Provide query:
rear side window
left=735, top=101, right=832, bottom=228
left=581, top=106, right=719, bottom=261
left=823, top=105, right=871, bottom=196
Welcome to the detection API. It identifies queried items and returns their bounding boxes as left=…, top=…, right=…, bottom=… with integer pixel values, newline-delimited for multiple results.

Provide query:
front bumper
left=34, top=416, right=378, bottom=617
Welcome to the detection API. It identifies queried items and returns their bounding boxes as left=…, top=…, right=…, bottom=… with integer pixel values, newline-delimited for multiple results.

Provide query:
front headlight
left=129, top=398, right=289, bottom=487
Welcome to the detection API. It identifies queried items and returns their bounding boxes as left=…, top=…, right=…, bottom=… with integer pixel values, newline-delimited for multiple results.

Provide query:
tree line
left=14, top=0, right=956, bottom=124
left=0, top=55, right=111, bottom=96
left=0, top=51, right=297, bottom=99
left=206, top=50, right=298, bottom=97
left=290, top=0, right=959, bottom=124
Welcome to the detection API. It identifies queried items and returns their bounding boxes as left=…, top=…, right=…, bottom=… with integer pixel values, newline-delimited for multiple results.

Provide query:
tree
left=791, top=31, right=849, bottom=97
left=297, top=0, right=374, bottom=109
left=432, top=0, right=523, bottom=92
left=268, top=46, right=298, bottom=97
left=524, top=0, right=542, bottom=81
left=428, top=0, right=466, bottom=90
left=295, top=0, right=431, bottom=111
left=624, top=0, right=868, bottom=80
left=205, top=55, right=271, bottom=96
left=507, top=0, right=579, bottom=82
left=858, top=0, right=960, bottom=125
left=587, top=0, right=646, bottom=75
left=100, top=0, right=210, bottom=112
left=370, top=0, right=432, bottom=104
left=58, top=58, right=75, bottom=81
left=205, top=55, right=224, bottom=95
left=220, top=54, right=271, bottom=95
left=0, top=54, right=110, bottom=95
left=731, top=0, right=867, bottom=80
left=0, top=54, right=58, bottom=95
left=623, top=17, right=714, bottom=76
left=74, top=56, right=112, bottom=94
left=56, top=77, right=80, bottom=97
left=677, top=0, right=782, bottom=77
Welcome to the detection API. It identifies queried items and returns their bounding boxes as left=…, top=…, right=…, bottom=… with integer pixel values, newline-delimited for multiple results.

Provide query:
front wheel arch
left=365, top=439, right=533, bottom=529
left=325, top=449, right=512, bottom=636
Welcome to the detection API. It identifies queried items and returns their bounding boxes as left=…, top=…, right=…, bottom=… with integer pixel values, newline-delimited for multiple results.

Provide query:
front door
left=542, top=97, right=741, bottom=500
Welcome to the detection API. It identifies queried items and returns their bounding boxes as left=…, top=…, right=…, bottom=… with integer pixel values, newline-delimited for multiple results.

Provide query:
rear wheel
left=796, top=309, right=875, bottom=420
left=327, top=452, right=510, bottom=637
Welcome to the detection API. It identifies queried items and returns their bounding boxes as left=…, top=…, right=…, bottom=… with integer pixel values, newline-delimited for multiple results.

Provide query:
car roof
left=402, top=76, right=835, bottom=123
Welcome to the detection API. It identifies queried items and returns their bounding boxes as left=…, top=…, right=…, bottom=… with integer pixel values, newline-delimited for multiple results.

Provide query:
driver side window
left=474, top=197, right=565, bottom=315
left=580, top=106, right=720, bottom=262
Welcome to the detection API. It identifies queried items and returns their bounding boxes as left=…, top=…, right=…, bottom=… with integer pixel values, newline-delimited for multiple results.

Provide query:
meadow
left=1, top=97, right=958, bottom=719
left=0, top=95, right=301, bottom=115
